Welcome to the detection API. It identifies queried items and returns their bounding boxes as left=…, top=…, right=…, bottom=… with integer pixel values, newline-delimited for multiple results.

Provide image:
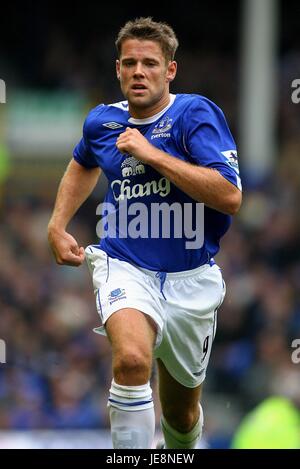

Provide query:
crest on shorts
left=108, top=288, right=126, bottom=305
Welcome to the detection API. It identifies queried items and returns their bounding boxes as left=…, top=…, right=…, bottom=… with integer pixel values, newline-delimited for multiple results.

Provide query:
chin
left=128, top=96, right=150, bottom=108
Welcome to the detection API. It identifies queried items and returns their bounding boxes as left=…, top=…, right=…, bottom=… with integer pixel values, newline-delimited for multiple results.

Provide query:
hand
left=116, top=127, right=154, bottom=163
left=48, top=226, right=85, bottom=267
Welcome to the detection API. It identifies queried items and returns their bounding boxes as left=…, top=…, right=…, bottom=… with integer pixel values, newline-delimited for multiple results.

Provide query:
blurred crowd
left=0, top=2, right=300, bottom=448
left=0, top=196, right=111, bottom=429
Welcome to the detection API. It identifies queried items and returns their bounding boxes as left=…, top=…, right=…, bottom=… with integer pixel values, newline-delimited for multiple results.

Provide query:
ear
left=166, top=61, right=177, bottom=83
left=116, top=60, right=120, bottom=80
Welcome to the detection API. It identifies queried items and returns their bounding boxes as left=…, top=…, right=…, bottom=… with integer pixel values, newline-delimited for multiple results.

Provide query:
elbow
left=224, top=190, right=242, bottom=216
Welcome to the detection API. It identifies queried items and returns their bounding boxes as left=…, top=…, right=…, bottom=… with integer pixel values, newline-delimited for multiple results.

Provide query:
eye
left=122, top=60, right=135, bottom=67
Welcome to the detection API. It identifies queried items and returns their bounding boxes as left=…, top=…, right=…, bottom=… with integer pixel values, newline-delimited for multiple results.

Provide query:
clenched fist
left=116, top=127, right=155, bottom=163
left=48, top=226, right=85, bottom=267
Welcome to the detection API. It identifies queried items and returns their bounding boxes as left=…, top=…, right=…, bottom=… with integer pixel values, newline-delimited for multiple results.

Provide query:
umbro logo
left=102, top=122, right=124, bottom=129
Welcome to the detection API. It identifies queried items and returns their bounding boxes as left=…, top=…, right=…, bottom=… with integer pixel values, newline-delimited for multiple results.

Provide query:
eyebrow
left=121, top=56, right=161, bottom=64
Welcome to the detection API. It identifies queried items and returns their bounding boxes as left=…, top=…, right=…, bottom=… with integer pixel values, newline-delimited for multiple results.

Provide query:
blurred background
left=0, top=0, right=300, bottom=449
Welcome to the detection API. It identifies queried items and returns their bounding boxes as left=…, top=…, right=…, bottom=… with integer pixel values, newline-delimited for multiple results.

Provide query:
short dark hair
left=115, top=17, right=179, bottom=62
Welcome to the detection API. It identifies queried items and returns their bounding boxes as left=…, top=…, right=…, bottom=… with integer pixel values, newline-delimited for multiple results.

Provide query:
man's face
left=116, top=39, right=177, bottom=117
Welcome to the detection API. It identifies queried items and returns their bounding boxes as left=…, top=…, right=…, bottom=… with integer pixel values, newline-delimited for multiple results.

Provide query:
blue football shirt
left=73, top=93, right=241, bottom=272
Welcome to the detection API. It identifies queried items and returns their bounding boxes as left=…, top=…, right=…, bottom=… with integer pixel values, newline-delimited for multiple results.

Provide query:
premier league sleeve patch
left=221, top=150, right=239, bottom=172
left=221, top=150, right=242, bottom=190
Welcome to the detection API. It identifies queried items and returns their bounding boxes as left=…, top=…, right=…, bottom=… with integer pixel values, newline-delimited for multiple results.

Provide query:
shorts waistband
left=138, top=258, right=215, bottom=280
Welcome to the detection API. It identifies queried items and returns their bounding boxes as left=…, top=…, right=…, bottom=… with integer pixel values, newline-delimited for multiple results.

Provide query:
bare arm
left=48, top=159, right=101, bottom=266
left=147, top=150, right=241, bottom=215
left=116, top=128, right=242, bottom=215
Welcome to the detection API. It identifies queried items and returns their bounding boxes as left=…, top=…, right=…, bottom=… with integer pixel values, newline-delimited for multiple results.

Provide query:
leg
left=105, top=308, right=157, bottom=449
left=106, top=307, right=157, bottom=384
left=157, top=358, right=204, bottom=449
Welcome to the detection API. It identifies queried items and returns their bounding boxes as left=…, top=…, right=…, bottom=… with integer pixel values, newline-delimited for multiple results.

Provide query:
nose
left=133, top=62, right=145, bottom=77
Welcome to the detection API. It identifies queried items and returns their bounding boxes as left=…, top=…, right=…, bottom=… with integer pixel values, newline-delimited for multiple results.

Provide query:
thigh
left=106, top=307, right=157, bottom=353
left=106, top=308, right=157, bottom=385
left=85, top=246, right=164, bottom=344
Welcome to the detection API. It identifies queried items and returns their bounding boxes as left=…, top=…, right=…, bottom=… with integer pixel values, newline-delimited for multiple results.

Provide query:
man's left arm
left=116, top=127, right=242, bottom=216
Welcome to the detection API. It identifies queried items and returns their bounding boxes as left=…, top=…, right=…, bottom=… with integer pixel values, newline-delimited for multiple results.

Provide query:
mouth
left=131, top=84, right=147, bottom=93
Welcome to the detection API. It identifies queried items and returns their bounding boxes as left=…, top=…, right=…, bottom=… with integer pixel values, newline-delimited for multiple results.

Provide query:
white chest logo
left=152, top=116, right=172, bottom=134
left=102, top=122, right=123, bottom=129
left=151, top=116, right=172, bottom=140
left=121, top=156, right=145, bottom=177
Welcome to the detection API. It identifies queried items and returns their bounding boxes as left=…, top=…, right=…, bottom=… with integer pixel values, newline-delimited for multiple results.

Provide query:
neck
left=129, top=93, right=170, bottom=119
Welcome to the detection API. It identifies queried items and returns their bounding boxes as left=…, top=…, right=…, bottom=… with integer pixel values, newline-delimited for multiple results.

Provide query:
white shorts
left=85, top=245, right=226, bottom=388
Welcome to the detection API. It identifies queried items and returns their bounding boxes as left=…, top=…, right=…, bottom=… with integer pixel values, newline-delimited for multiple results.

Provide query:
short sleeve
left=185, top=97, right=242, bottom=191
left=73, top=108, right=101, bottom=169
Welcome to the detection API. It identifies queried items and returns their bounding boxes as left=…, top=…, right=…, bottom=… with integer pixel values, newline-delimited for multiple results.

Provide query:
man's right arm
left=48, top=159, right=101, bottom=266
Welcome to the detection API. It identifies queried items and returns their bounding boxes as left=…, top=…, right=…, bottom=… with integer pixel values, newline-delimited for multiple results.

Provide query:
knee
left=163, top=405, right=199, bottom=433
left=113, top=349, right=152, bottom=385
